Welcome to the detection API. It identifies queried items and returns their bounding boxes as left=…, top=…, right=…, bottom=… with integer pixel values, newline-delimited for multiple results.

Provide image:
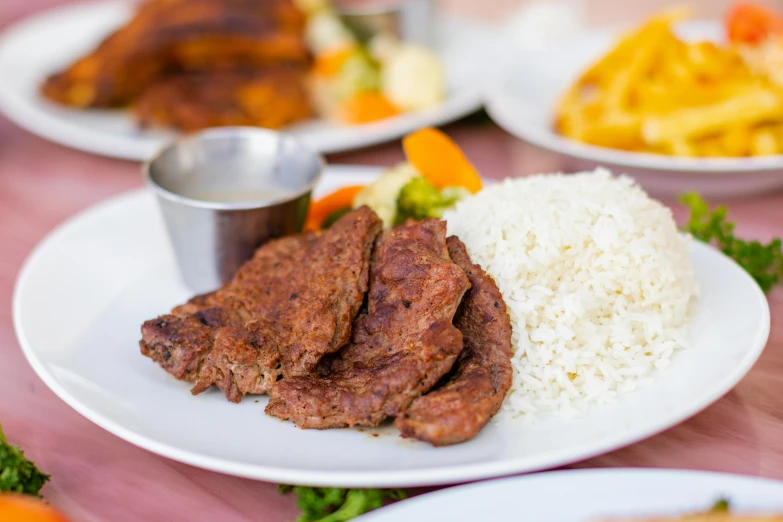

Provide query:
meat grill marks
left=266, top=219, right=471, bottom=429
left=395, top=237, right=513, bottom=446
left=140, top=206, right=382, bottom=402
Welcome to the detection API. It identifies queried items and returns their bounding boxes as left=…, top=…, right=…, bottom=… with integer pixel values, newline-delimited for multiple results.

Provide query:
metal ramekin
left=143, top=127, right=324, bottom=293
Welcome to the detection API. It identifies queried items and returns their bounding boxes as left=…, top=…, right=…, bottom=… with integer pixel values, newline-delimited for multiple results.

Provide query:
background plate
left=359, top=469, right=783, bottom=521
left=0, top=1, right=499, bottom=158
left=13, top=165, right=770, bottom=487
left=485, top=21, right=783, bottom=197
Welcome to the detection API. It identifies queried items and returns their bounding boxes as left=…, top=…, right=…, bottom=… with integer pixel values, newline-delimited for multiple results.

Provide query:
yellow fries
left=642, top=90, right=783, bottom=144
left=554, top=8, right=783, bottom=157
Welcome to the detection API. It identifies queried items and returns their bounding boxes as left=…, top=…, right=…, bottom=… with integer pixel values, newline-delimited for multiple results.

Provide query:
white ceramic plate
left=358, top=469, right=783, bottom=521
left=0, top=1, right=498, bottom=159
left=13, top=166, right=770, bottom=487
left=485, top=21, right=783, bottom=197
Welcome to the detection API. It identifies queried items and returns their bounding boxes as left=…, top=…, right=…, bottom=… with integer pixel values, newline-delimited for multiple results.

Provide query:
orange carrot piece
left=313, top=46, right=354, bottom=78
left=402, top=127, right=482, bottom=194
left=726, top=2, right=783, bottom=44
left=304, top=185, right=366, bottom=231
left=337, top=92, right=400, bottom=124
left=0, top=494, right=72, bottom=522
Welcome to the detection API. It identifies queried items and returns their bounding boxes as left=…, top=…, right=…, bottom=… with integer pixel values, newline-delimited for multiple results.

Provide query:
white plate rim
left=357, top=468, right=783, bottom=521
left=484, top=20, right=783, bottom=174
left=12, top=167, right=772, bottom=487
left=0, top=1, right=489, bottom=159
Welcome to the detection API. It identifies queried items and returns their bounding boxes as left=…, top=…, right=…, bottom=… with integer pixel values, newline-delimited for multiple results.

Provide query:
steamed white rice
left=443, top=168, right=698, bottom=419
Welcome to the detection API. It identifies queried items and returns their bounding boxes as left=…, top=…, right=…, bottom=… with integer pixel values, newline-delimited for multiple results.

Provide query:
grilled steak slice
left=395, top=237, right=513, bottom=446
left=266, top=219, right=470, bottom=428
left=140, top=206, right=382, bottom=402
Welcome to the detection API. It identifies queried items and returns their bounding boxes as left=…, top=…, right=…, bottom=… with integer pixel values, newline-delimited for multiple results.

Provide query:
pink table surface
left=2, top=1, right=783, bottom=521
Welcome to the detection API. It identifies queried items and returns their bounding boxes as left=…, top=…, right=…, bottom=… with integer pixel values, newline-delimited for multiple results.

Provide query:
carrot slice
left=726, top=2, right=783, bottom=44
left=0, top=494, right=71, bottom=522
left=402, top=127, right=482, bottom=193
left=313, top=46, right=354, bottom=78
left=337, top=92, right=400, bottom=124
left=304, top=185, right=366, bottom=231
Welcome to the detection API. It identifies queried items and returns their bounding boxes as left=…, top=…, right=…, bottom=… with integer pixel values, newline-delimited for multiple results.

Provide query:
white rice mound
left=443, top=168, right=698, bottom=419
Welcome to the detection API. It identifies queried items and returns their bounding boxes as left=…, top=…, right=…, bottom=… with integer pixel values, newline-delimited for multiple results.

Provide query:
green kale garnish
left=680, top=192, right=783, bottom=292
left=279, top=485, right=406, bottom=522
left=0, top=423, right=50, bottom=497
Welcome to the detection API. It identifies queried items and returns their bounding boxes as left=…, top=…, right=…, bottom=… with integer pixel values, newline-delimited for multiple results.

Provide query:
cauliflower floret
left=382, top=43, right=445, bottom=111
left=335, top=52, right=381, bottom=100
left=353, top=163, right=419, bottom=228
left=306, top=12, right=356, bottom=54
left=292, top=0, right=330, bottom=16
left=368, top=32, right=400, bottom=64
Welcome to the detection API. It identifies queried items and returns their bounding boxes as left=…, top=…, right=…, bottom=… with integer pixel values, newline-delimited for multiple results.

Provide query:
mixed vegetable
left=305, top=127, right=482, bottom=231
left=297, top=0, right=445, bottom=125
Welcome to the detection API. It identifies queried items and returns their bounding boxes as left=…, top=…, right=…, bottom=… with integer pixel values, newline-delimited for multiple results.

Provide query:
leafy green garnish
left=680, top=192, right=783, bottom=292
left=279, top=486, right=406, bottom=522
left=0, top=423, right=50, bottom=497
left=711, top=498, right=731, bottom=512
left=395, top=177, right=469, bottom=225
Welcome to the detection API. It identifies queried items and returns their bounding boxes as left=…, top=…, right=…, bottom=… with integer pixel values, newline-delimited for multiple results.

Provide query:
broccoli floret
left=395, top=178, right=470, bottom=225
left=279, top=485, right=406, bottom=522
left=0, top=424, right=50, bottom=497
left=395, top=177, right=443, bottom=224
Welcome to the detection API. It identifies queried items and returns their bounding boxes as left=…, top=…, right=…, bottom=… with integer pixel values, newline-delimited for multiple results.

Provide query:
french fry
left=693, top=136, right=726, bottom=157
left=720, top=126, right=753, bottom=156
left=750, top=125, right=780, bottom=155
left=666, top=139, right=698, bottom=156
left=575, top=112, right=643, bottom=149
left=603, top=23, right=674, bottom=111
left=642, top=89, right=783, bottom=145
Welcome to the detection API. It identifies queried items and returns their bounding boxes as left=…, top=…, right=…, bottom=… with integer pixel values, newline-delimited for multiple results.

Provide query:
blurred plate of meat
left=0, top=0, right=499, bottom=158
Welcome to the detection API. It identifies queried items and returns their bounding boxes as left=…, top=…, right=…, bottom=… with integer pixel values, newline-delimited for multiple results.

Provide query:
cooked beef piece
left=140, top=206, right=382, bottom=402
left=42, top=0, right=309, bottom=108
left=265, top=219, right=471, bottom=428
left=133, top=67, right=313, bottom=132
left=395, top=236, right=513, bottom=446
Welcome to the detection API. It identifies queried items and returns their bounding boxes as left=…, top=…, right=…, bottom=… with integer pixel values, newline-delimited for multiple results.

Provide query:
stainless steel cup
left=143, top=127, right=323, bottom=294
left=337, top=0, right=435, bottom=46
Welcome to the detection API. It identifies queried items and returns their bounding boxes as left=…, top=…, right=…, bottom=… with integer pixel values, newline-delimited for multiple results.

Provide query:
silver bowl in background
left=144, top=127, right=323, bottom=294
left=336, top=0, right=434, bottom=46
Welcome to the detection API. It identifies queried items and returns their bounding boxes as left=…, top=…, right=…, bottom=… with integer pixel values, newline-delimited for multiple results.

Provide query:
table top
left=1, top=1, right=783, bottom=521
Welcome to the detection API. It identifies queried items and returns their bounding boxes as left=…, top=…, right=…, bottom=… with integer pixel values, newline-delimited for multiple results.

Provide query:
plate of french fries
left=485, top=3, right=783, bottom=196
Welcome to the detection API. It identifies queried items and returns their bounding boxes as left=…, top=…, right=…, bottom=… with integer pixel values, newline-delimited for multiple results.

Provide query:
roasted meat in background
left=42, top=0, right=312, bottom=130
left=266, top=219, right=471, bottom=429
left=140, top=207, right=382, bottom=402
left=133, top=68, right=312, bottom=131
left=395, top=236, right=513, bottom=446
